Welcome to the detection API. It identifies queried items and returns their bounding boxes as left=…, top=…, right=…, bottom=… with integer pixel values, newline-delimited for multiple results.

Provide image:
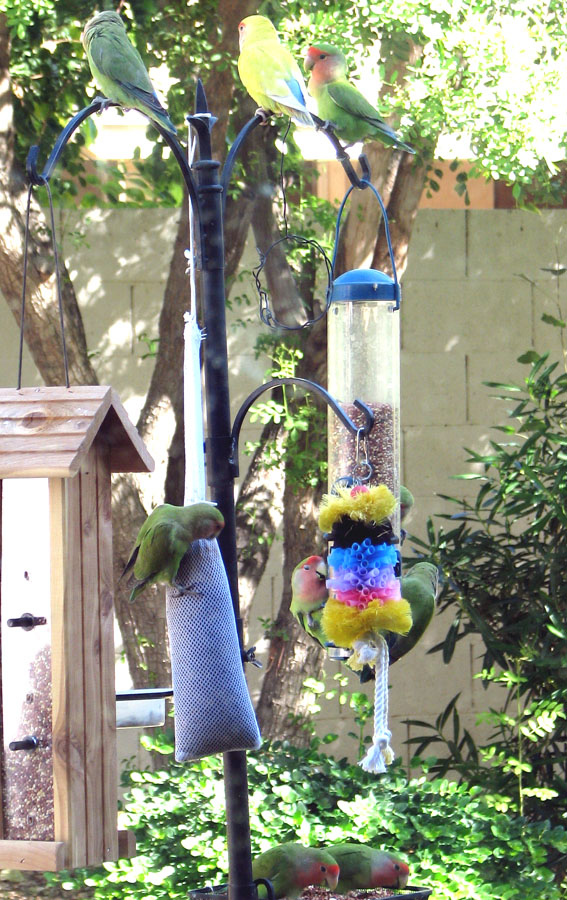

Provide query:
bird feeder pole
left=23, top=81, right=385, bottom=900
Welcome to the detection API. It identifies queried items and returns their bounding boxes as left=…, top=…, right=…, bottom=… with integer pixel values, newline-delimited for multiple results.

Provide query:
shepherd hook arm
left=229, top=377, right=375, bottom=477
left=26, top=98, right=200, bottom=212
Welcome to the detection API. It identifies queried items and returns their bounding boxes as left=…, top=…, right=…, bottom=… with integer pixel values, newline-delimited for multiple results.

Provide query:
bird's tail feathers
left=120, top=544, right=139, bottom=581
left=121, top=80, right=177, bottom=135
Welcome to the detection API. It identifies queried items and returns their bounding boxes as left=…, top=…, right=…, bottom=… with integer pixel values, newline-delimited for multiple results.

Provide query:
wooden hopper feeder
left=0, top=386, right=154, bottom=871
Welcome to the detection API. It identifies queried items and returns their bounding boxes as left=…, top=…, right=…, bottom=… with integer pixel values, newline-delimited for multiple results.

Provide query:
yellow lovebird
left=238, top=15, right=314, bottom=127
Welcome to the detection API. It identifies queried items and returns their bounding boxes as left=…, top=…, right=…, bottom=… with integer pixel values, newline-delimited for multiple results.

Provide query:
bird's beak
left=398, top=867, right=409, bottom=889
left=304, top=48, right=316, bottom=71
left=326, top=867, right=339, bottom=890
left=315, top=561, right=327, bottom=582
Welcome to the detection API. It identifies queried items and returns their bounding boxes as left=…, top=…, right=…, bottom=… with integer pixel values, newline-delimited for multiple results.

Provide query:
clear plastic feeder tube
left=327, top=271, right=400, bottom=534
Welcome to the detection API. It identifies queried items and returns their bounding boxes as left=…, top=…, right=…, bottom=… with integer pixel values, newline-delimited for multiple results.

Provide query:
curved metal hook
left=254, top=879, right=276, bottom=900
left=26, top=98, right=118, bottom=186
left=229, top=377, right=374, bottom=477
left=25, top=97, right=200, bottom=213
left=221, top=114, right=263, bottom=212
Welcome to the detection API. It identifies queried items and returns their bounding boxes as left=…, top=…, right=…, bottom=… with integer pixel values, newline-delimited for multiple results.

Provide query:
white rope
left=353, top=634, right=394, bottom=774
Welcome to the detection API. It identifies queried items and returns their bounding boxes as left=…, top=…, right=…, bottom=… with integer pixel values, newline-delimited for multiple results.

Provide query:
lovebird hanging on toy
left=82, top=10, right=177, bottom=135
left=290, top=555, right=329, bottom=647
left=252, top=843, right=340, bottom=899
left=238, top=15, right=314, bottom=127
left=328, top=843, right=409, bottom=892
left=122, top=502, right=225, bottom=602
left=388, top=560, right=439, bottom=664
left=304, top=42, right=413, bottom=151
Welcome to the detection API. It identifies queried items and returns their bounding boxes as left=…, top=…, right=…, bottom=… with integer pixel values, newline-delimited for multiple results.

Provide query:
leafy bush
left=52, top=734, right=567, bottom=900
left=407, top=350, right=567, bottom=822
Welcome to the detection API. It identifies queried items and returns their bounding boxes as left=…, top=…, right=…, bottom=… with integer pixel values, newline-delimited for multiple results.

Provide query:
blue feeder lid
left=330, top=268, right=400, bottom=305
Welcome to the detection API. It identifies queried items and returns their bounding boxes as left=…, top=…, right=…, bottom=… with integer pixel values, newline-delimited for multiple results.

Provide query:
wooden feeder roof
left=0, top=386, right=154, bottom=478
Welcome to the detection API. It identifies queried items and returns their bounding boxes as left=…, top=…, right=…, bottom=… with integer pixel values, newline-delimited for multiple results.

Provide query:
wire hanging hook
left=354, top=427, right=373, bottom=482
left=251, top=121, right=334, bottom=331
left=17, top=182, right=70, bottom=389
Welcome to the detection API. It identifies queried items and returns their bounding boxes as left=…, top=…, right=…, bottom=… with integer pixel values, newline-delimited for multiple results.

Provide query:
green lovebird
left=82, top=10, right=177, bottom=135
left=328, top=843, right=409, bottom=892
left=238, top=15, right=314, bottom=127
left=304, top=43, right=413, bottom=151
left=252, top=843, right=340, bottom=899
left=290, top=555, right=329, bottom=647
left=390, top=560, right=439, bottom=663
left=121, top=502, right=225, bottom=602
left=400, top=485, right=415, bottom=523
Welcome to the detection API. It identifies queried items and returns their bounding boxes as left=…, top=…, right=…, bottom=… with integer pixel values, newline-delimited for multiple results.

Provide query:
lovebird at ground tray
left=305, top=43, right=413, bottom=151
left=328, top=843, right=409, bottom=892
left=252, top=843, right=340, bottom=899
left=238, top=15, right=314, bottom=127
left=82, top=10, right=177, bottom=135
left=122, top=502, right=224, bottom=602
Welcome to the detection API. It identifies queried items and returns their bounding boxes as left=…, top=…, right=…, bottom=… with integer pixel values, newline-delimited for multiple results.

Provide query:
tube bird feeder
left=327, top=268, right=401, bottom=534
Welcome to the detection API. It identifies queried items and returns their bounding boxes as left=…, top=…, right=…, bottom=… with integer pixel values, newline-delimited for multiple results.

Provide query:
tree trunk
left=236, top=418, right=286, bottom=625
left=371, top=154, right=427, bottom=275
left=253, top=326, right=328, bottom=741
left=0, top=19, right=97, bottom=388
left=255, top=475, right=326, bottom=744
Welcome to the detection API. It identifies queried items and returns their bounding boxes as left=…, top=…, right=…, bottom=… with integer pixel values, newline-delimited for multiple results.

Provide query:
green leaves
left=408, top=345, right=567, bottom=823
left=48, top=735, right=567, bottom=900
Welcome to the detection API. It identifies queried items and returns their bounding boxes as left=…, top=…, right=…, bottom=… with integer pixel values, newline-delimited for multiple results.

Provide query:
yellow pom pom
left=321, top=596, right=412, bottom=649
left=318, top=484, right=397, bottom=533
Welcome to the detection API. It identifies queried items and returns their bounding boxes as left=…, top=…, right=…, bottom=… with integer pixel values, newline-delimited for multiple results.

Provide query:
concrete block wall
left=2, top=207, right=565, bottom=771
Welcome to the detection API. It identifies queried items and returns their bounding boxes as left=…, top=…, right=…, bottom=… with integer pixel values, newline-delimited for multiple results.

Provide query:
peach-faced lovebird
left=328, top=843, right=409, bottom=892
left=304, top=43, right=413, bottom=151
left=290, top=555, right=329, bottom=647
left=82, top=10, right=177, bottom=135
left=238, top=15, right=314, bottom=127
left=389, top=561, right=439, bottom=663
left=122, top=502, right=224, bottom=602
left=252, top=843, right=340, bottom=899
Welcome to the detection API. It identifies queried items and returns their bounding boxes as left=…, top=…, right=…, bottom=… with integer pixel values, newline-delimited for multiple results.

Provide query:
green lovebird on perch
left=252, top=843, right=340, bottom=899
left=121, top=502, right=225, bottom=602
left=328, top=843, right=410, bottom=892
left=305, top=42, right=413, bottom=151
left=82, top=10, right=177, bottom=135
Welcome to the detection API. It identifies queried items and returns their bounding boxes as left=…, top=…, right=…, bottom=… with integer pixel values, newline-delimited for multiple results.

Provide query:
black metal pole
left=189, top=91, right=257, bottom=900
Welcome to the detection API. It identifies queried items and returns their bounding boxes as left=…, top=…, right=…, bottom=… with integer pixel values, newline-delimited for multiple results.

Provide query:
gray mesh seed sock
left=166, top=537, right=261, bottom=761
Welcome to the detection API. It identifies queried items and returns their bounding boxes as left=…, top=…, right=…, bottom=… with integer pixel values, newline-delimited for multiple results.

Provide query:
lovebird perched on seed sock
left=82, top=10, right=177, bottom=135
left=304, top=42, right=413, bottom=151
left=290, top=555, right=329, bottom=647
left=238, top=15, right=314, bottom=127
left=121, top=502, right=225, bottom=602
left=328, top=843, right=409, bottom=892
left=252, top=843, right=340, bottom=899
